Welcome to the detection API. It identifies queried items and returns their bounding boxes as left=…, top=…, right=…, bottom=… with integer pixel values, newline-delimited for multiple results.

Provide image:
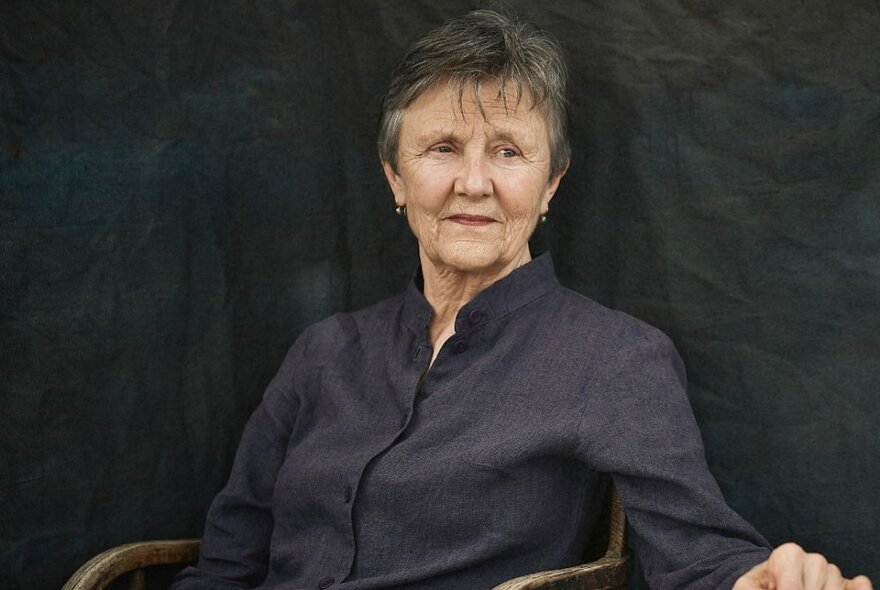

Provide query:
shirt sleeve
left=576, top=328, right=771, bottom=590
left=171, top=331, right=309, bottom=590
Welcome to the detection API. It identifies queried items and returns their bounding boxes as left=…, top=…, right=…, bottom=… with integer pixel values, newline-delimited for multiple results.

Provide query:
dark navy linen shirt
left=172, top=253, right=771, bottom=590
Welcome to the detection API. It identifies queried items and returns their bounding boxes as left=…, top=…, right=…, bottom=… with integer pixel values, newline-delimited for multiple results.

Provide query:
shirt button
left=452, top=339, right=468, bottom=354
left=318, top=577, right=335, bottom=589
left=344, top=486, right=352, bottom=504
left=467, top=309, right=483, bottom=324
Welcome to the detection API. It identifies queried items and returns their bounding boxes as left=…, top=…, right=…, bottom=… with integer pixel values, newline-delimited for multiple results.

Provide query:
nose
left=453, top=153, right=493, bottom=199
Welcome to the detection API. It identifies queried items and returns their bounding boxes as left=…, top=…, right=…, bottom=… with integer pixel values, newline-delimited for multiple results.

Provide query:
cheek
left=407, top=171, right=452, bottom=213
left=499, top=179, right=548, bottom=219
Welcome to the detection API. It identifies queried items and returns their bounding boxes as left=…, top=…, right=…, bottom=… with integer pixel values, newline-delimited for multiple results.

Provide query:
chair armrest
left=494, top=483, right=631, bottom=589
left=491, top=554, right=632, bottom=590
left=62, top=539, right=200, bottom=590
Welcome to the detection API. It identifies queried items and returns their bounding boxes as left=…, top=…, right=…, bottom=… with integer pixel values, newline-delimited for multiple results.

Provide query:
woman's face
left=383, top=81, right=566, bottom=278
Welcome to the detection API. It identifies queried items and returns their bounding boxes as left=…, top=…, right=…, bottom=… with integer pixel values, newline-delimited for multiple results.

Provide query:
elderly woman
left=172, top=10, right=872, bottom=590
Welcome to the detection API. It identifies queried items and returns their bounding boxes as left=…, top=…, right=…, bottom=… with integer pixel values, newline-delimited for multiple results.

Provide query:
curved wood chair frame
left=62, top=539, right=200, bottom=590
left=63, top=487, right=629, bottom=590
left=491, top=485, right=630, bottom=590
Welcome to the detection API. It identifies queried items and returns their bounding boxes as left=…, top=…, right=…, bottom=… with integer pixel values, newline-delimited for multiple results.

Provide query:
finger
left=769, top=544, right=808, bottom=590
left=731, top=578, right=762, bottom=590
left=820, top=563, right=842, bottom=590
left=801, top=553, right=828, bottom=589
left=734, top=561, right=777, bottom=590
left=845, top=575, right=874, bottom=590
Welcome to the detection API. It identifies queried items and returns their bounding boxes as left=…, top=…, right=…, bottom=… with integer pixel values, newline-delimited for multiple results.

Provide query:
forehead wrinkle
left=454, top=76, right=533, bottom=119
left=441, top=100, right=534, bottom=140
left=446, top=84, right=530, bottom=124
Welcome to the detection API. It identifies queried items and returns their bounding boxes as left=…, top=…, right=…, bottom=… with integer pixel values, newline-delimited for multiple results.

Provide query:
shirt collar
left=401, top=252, right=560, bottom=340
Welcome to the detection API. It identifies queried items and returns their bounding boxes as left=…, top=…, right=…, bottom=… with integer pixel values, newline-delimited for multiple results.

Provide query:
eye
left=498, top=147, right=519, bottom=158
left=431, top=144, right=454, bottom=154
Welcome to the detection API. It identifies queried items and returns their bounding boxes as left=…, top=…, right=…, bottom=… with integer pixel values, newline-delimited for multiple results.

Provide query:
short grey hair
left=378, top=9, right=570, bottom=177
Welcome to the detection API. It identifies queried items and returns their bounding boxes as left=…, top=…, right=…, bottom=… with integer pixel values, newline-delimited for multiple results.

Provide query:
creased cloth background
left=1, top=1, right=878, bottom=588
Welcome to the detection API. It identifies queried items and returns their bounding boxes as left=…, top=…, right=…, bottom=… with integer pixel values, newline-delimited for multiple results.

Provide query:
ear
left=540, top=160, right=570, bottom=214
left=381, top=159, right=406, bottom=207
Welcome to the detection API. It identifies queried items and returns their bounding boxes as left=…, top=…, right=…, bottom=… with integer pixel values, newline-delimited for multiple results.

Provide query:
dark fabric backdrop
left=1, top=1, right=878, bottom=588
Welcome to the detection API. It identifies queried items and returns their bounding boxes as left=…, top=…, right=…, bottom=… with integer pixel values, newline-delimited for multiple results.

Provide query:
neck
left=419, top=249, right=532, bottom=356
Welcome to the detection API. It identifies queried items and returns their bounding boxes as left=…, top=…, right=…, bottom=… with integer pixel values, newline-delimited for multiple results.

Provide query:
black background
left=2, top=1, right=878, bottom=588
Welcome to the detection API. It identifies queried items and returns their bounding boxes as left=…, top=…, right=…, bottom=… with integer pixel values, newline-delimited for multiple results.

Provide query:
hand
left=734, top=543, right=873, bottom=590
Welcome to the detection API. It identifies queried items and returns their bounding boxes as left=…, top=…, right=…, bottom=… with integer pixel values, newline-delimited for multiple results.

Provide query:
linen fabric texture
left=171, top=254, right=771, bottom=590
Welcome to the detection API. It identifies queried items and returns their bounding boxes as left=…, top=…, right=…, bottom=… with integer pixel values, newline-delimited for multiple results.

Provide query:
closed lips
left=447, top=214, right=496, bottom=225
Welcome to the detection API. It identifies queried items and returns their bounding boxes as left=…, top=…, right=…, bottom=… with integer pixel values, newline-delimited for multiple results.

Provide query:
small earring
left=540, top=214, right=547, bottom=223
left=395, top=205, right=407, bottom=217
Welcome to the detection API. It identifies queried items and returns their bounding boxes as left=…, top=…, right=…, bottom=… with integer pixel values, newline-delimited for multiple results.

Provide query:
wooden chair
left=62, top=539, right=200, bottom=590
left=492, top=484, right=630, bottom=590
left=63, top=486, right=629, bottom=590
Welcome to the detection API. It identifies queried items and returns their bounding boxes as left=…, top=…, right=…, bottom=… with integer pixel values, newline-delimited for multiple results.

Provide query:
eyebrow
left=414, top=126, right=526, bottom=146
left=489, top=128, right=522, bottom=145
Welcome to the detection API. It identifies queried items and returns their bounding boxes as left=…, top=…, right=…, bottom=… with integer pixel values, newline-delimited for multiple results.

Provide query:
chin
left=434, top=244, right=507, bottom=274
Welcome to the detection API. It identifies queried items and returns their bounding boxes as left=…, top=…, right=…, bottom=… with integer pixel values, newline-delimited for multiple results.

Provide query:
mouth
left=446, top=214, right=496, bottom=227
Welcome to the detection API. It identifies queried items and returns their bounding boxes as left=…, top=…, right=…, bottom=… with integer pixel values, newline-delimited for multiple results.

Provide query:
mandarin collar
left=401, top=253, right=560, bottom=341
